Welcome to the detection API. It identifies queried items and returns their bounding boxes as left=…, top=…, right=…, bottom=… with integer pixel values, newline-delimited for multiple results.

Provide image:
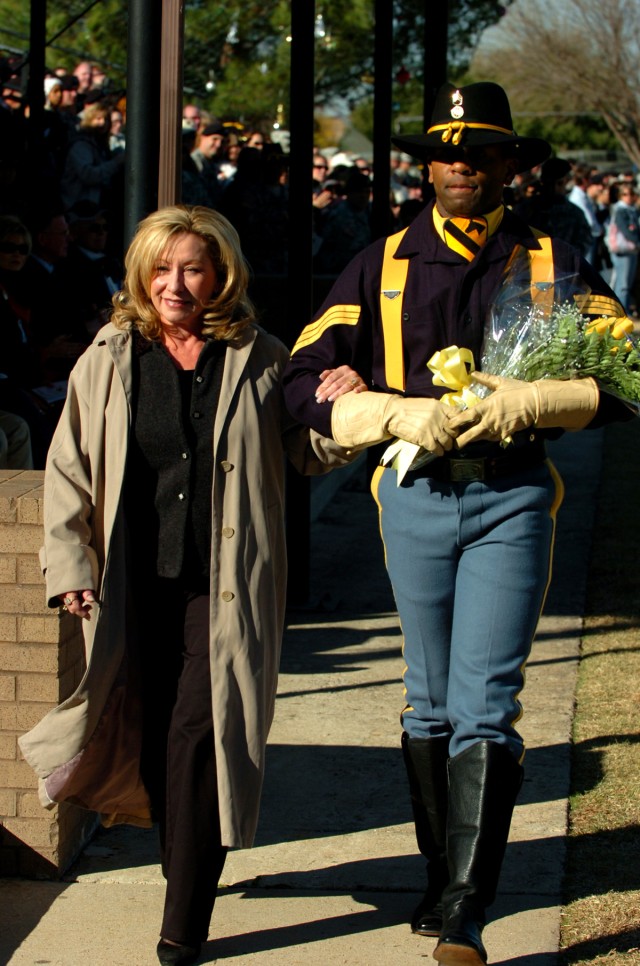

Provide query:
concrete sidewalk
left=0, top=432, right=604, bottom=966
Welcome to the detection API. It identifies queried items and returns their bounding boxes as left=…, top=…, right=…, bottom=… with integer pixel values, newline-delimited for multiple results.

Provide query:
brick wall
left=0, top=470, right=98, bottom=878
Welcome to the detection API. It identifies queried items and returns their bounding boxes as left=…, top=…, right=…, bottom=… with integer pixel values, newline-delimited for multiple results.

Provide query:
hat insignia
left=450, top=89, right=464, bottom=120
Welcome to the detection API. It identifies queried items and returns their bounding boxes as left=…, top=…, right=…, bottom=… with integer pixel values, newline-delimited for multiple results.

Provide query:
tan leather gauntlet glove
left=331, top=391, right=457, bottom=456
left=448, top=373, right=599, bottom=448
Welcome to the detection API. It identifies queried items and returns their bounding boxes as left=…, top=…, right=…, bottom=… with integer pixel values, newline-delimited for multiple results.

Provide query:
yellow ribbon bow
left=381, top=345, right=480, bottom=485
left=428, top=345, right=480, bottom=409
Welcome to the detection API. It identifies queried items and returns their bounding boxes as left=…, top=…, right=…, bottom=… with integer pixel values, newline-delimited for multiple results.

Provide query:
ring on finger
left=349, top=378, right=358, bottom=386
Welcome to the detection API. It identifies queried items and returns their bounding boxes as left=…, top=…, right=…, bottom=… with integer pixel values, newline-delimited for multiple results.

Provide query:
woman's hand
left=59, top=589, right=98, bottom=621
left=315, top=366, right=368, bottom=403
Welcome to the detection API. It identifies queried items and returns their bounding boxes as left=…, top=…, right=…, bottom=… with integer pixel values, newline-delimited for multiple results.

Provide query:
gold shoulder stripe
left=290, top=304, right=361, bottom=355
left=381, top=228, right=410, bottom=391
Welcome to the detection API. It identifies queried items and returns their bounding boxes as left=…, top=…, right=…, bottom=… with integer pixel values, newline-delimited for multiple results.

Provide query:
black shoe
left=411, top=891, right=444, bottom=936
left=401, top=733, right=450, bottom=937
left=156, top=939, right=201, bottom=966
left=433, top=905, right=487, bottom=964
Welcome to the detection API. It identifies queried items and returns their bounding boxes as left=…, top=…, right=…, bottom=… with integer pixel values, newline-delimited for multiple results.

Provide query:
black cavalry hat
left=391, top=82, right=551, bottom=173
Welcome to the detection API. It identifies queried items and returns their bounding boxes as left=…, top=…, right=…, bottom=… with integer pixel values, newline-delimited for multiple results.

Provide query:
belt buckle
left=449, top=458, right=485, bottom=482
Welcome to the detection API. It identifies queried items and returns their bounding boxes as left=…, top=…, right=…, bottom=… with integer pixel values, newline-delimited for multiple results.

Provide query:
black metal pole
left=423, top=0, right=448, bottom=126
left=26, top=0, right=47, bottom=178
left=287, top=0, right=315, bottom=345
left=285, top=0, right=316, bottom=606
left=371, top=0, right=393, bottom=241
left=124, top=0, right=162, bottom=248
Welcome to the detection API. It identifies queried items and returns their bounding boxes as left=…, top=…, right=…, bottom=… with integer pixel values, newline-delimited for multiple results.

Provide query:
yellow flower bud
left=612, top=318, right=634, bottom=339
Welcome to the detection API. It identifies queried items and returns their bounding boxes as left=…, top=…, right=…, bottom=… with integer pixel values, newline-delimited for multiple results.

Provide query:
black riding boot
left=433, top=740, right=523, bottom=965
left=401, top=732, right=450, bottom=936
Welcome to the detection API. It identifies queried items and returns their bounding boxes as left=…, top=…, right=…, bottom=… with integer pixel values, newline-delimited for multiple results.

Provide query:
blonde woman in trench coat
left=19, top=205, right=365, bottom=966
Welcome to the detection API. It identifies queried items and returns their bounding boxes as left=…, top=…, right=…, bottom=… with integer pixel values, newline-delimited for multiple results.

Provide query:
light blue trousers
left=372, top=460, right=563, bottom=760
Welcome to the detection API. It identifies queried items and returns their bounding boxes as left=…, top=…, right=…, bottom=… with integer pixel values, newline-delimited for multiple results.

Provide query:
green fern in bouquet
left=489, top=302, right=640, bottom=404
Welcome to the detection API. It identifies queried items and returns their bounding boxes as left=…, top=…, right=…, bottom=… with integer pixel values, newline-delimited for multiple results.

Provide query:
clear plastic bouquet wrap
left=382, top=245, right=640, bottom=483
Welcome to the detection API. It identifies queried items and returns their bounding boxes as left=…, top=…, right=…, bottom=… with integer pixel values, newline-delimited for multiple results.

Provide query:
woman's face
left=0, top=233, right=30, bottom=272
left=150, top=232, right=218, bottom=332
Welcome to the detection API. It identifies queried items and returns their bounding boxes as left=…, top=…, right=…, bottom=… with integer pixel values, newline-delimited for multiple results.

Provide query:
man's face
left=183, top=106, right=201, bottom=131
left=37, top=216, right=69, bottom=263
left=74, top=62, right=92, bottom=91
left=199, top=133, right=224, bottom=158
left=61, top=87, right=77, bottom=108
left=428, top=144, right=518, bottom=218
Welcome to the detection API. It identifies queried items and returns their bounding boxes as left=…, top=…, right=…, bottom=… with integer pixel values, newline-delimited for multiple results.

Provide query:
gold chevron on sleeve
left=290, top=304, right=361, bottom=354
left=574, top=293, right=626, bottom=318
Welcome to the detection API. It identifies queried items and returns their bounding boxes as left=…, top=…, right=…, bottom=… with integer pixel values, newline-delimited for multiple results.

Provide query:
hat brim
left=391, top=131, right=551, bottom=174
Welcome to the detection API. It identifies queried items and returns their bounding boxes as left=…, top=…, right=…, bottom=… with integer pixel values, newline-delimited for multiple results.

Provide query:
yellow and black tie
left=443, top=216, right=488, bottom=261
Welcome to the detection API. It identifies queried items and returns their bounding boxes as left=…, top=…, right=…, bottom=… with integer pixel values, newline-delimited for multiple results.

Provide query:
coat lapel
left=213, top=324, right=258, bottom=449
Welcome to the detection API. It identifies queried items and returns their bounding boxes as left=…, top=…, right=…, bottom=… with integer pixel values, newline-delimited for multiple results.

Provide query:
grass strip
left=559, top=418, right=640, bottom=964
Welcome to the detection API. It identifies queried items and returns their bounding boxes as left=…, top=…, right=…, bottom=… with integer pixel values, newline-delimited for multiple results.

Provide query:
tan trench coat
left=19, top=321, right=353, bottom=848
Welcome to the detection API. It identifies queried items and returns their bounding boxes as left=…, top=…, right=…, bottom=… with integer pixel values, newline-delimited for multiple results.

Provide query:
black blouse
left=124, top=330, right=226, bottom=584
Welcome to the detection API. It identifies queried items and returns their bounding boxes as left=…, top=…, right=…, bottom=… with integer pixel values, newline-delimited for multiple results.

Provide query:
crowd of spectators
left=511, top=158, right=640, bottom=312
left=0, top=54, right=127, bottom=469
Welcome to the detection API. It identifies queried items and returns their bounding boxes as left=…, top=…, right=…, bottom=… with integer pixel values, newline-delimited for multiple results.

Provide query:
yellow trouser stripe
left=371, top=465, right=412, bottom=709
left=511, top=457, right=564, bottom=764
left=290, top=304, right=361, bottom=355
left=380, top=228, right=410, bottom=391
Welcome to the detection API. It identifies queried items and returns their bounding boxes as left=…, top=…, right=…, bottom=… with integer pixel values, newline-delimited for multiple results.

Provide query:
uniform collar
left=431, top=203, right=505, bottom=244
left=394, top=199, right=545, bottom=263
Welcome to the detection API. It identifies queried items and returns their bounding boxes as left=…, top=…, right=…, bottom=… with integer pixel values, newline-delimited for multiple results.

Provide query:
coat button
left=178, top=492, right=185, bottom=500
left=193, top=411, right=202, bottom=419
left=222, top=526, right=234, bottom=538
left=221, top=590, right=234, bottom=601
left=220, top=460, right=233, bottom=472
left=402, top=312, right=409, bottom=320
left=181, top=452, right=189, bottom=460
left=196, top=375, right=203, bottom=383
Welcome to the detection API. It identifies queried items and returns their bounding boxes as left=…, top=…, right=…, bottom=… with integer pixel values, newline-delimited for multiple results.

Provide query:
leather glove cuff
left=331, top=392, right=394, bottom=448
left=534, top=377, right=599, bottom=431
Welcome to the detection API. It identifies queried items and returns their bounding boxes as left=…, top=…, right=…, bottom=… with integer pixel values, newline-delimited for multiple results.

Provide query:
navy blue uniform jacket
left=283, top=199, right=628, bottom=440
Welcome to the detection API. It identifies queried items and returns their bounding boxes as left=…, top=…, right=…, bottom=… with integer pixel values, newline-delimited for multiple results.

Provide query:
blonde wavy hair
left=111, top=205, right=256, bottom=342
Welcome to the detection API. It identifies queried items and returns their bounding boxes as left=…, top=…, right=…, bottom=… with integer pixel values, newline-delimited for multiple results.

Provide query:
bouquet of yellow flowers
left=382, top=249, right=640, bottom=483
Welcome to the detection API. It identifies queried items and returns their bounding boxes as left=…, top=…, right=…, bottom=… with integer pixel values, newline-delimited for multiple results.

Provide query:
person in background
left=567, top=163, right=604, bottom=266
left=58, top=74, right=80, bottom=132
left=42, top=76, right=70, bottom=191
left=312, top=152, right=330, bottom=187
left=0, top=214, right=61, bottom=467
left=283, top=81, right=636, bottom=966
left=608, top=183, right=640, bottom=315
left=0, top=411, right=33, bottom=469
left=182, top=104, right=202, bottom=133
left=243, top=129, right=266, bottom=150
left=18, top=205, right=363, bottom=966
left=109, top=108, right=126, bottom=152
left=180, top=125, right=212, bottom=207
left=515, top=157, right=592, bottom=259
left=59, top=100, right=125, bottom=213
left=59, top=200, right=123, bottom=339
left=23, top=206, right=87, bottom=382
left=314, top=169, right=372, bottom=274
left=191, top=120, right=226, bottom=207
left=217, top=131, right=241, bottom=185
left=72, top=60, right=93, bottom=112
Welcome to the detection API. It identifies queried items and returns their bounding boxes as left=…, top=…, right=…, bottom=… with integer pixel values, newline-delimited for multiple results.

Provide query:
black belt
left=412, top=441, right=547, bottom=483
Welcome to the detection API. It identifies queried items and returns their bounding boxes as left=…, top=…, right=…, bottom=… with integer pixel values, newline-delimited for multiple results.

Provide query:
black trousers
left=136, top=580, right=228, bottom=945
